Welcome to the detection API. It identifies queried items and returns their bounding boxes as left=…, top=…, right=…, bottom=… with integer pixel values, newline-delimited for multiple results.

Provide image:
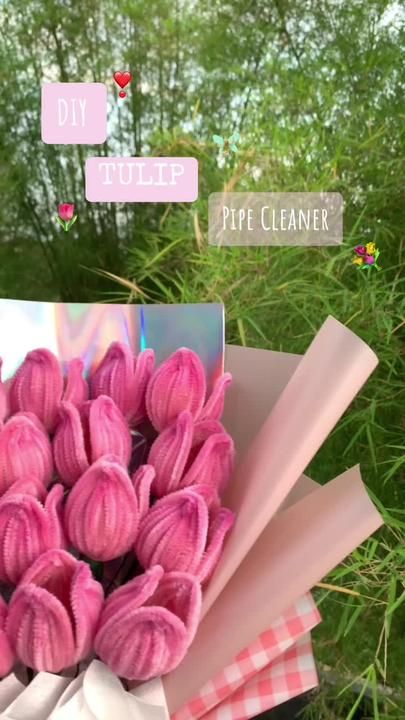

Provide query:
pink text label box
left=85, top=157, right=198, bottom=202
left=41, top=83, right=107, bottom=145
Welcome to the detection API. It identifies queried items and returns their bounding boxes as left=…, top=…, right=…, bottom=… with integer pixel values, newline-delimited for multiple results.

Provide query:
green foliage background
left=0, top=1, right=404, bottom=717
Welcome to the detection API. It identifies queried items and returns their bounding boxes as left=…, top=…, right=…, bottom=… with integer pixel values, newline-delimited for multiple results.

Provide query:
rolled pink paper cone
left=202, top=316, right=378, bottom=615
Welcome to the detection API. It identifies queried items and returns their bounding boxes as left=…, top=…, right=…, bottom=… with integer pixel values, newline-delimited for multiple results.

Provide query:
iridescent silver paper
left=0, top=300, right=224, bottom=389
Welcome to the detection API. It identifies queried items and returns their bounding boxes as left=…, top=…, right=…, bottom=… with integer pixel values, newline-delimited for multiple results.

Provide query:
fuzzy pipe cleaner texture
left=0, top=343, right=235, bottom=681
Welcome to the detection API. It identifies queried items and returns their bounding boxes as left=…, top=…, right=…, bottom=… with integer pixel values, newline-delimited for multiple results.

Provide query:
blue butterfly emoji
left=212, top=132, right=240, bottom=156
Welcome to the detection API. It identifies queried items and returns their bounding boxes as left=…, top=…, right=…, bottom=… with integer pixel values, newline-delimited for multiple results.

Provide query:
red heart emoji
left=113, top=71, right=132, bottom=89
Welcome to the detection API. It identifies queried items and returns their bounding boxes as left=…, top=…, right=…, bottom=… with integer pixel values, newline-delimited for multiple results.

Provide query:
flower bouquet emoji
left=352, top=242, right=381, bottom=270
left=0, top=300, right=382, bottom=720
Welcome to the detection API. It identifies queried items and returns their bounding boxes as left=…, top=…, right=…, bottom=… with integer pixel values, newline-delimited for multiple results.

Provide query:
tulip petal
left=181, top=431, right=234, bottom=495
left=9, top=349, right=63, bottom=432
left=89, top=396, right=131, bottom=467
left=146, top=348, right=206, bottom=431
left=131, top=349, right=155, bottom=425
left=148, top=411, right=194, bottom=497
left=89, top=342, right=134, bottom=418
left=95, top=604, right=188, bottom=681
left=6, top=584, right=76, bottom=671
left=0, top=359, right=9, bottom=425
left=70, top=561, right=104, bottom=662
left=63, top=358, right=89, bottom=407
left=147, top=571, right=202, bottom=640
left=0, top=596, right=14, bottom=677
left=132, top=464, right=155, bottom=520
left=198, top=372, right=232, bottom=423
left=53, top=402, right=89, bottom=487
left=136, top=488, right=208, bottom=574
left=65, top=457, right=139, bottom=561
left=97, top=566, right=163, bottom=628
left=0, top=485, right=64, bottom=585
left=0, top=412, right=53, bottom=495
left=197, top=507, right=235, bottom=584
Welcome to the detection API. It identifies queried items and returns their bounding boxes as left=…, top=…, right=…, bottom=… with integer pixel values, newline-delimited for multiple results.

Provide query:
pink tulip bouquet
left=0, top=302, right=384, bottom=720
left=0, top=343, right=235, bottom=681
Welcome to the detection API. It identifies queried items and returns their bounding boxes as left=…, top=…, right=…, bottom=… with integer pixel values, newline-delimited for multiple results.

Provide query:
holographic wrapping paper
left=0, top=300, right=224, bottom=388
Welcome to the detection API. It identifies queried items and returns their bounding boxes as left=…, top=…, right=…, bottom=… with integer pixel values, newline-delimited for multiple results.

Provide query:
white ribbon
left=0, top=662, right=169, bottom=720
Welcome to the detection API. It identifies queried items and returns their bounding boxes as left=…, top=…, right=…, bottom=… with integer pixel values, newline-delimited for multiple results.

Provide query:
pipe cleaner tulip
left=65, top=457, right=154, bottom=561
left=0, top=596, right=14, bottom=678
left=146, top=348, right=232, bottom=431
left=0, top=484, right=65, bottom=585
left=148, top=411, right=234, bottom=498
left=53, top=396, right=131, bottom=487
left=0, top=412, right=53, bottom=495
left=89, top=342, right=155, bottom=425
left=94, top=565, right=201, bottom=681
left=9, top=349, right=88, bottom=432
left=135, top=487, right=235, bottom=583
left=0, top=360, right=9, bottom=424
left=6, top=549, right=103, bottom=672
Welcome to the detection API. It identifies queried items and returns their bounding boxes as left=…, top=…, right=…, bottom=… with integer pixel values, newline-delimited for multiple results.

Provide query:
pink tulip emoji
left=0, top=484, right=65, bottom=585
left=64, top=457, right=154, bottom=561
left=89, top=342, right=155, bottom=424
left=56, top=203, right=77, bottom=232
left=6, top=549, right=103, bottom=672
left=53, top=395, right=131, bottom=487
left=136, top=486, right=235, bottom=583
left=9, top=349, right=88, bottom=432
left=148, top=411, right=234, bottom=499
left=0, top=412, right=53, bottom=496
left=146, top=347, right=232, bottom=431
left=94, top=565, right=201, bottom=681
left=0, top=596, right=14, bottom=677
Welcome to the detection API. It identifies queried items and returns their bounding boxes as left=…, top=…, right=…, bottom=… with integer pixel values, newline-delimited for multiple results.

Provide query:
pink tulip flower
left=0, top=360, right=9, bottom=425
left=0, top=484, right=65, bottom=585
left=146, top=348, right=232, bottom=431
left=65, top=457, right=154, bottom=561
left=0, top=412, right=53, bottom=496
left=6, top=549, right=103, bottom=672
left=89, top=342, right=155, bottom=425
left=9, top=349, right=88, bottom=432
left=94, top=565, right=201, bottom=681
left=148, top=411, right=234, bottom=499
left=53, top=396, right=131, bottom=487
left=58, top=203, right=75, bottom=222
left=0, top=596, right=14, bottom=678
left=135, top=486, right=235, bottom=583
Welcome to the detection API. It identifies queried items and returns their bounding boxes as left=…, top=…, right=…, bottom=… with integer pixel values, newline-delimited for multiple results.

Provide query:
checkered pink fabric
left=172, top=593, right=320, bottom=720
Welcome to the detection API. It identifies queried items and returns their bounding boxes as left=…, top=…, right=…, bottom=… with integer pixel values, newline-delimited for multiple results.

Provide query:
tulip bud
left=6, top=549, right=103, bottom=672
left=89, top=342, right=155, bottom=425
left=0, top=359, right=9, bottom=425
left=0, top=412, right=53, bottom=495
left=0, top=484, right=65, bottom=585
left=65, top=456, right=139, bottom=561
left=62, top=358, right=89, bottom=407
left=53, top=396, right=131, bottom=487
left=9, top=349, right=63, bottom=432
left=148, top=412, right=234, bottom=498
left=132, top=464, right=155, bottom=521
left=94, top=565, right=201, bottom=680
left=0, top=596, right=14, bottom=677
left=135, top=487, right=234, bottom=582
left=146, top=348, right=206, bottom=431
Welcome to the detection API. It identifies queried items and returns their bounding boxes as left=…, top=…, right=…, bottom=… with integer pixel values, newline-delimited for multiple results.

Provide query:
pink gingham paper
left=172, top=593, right=320, bottom=720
